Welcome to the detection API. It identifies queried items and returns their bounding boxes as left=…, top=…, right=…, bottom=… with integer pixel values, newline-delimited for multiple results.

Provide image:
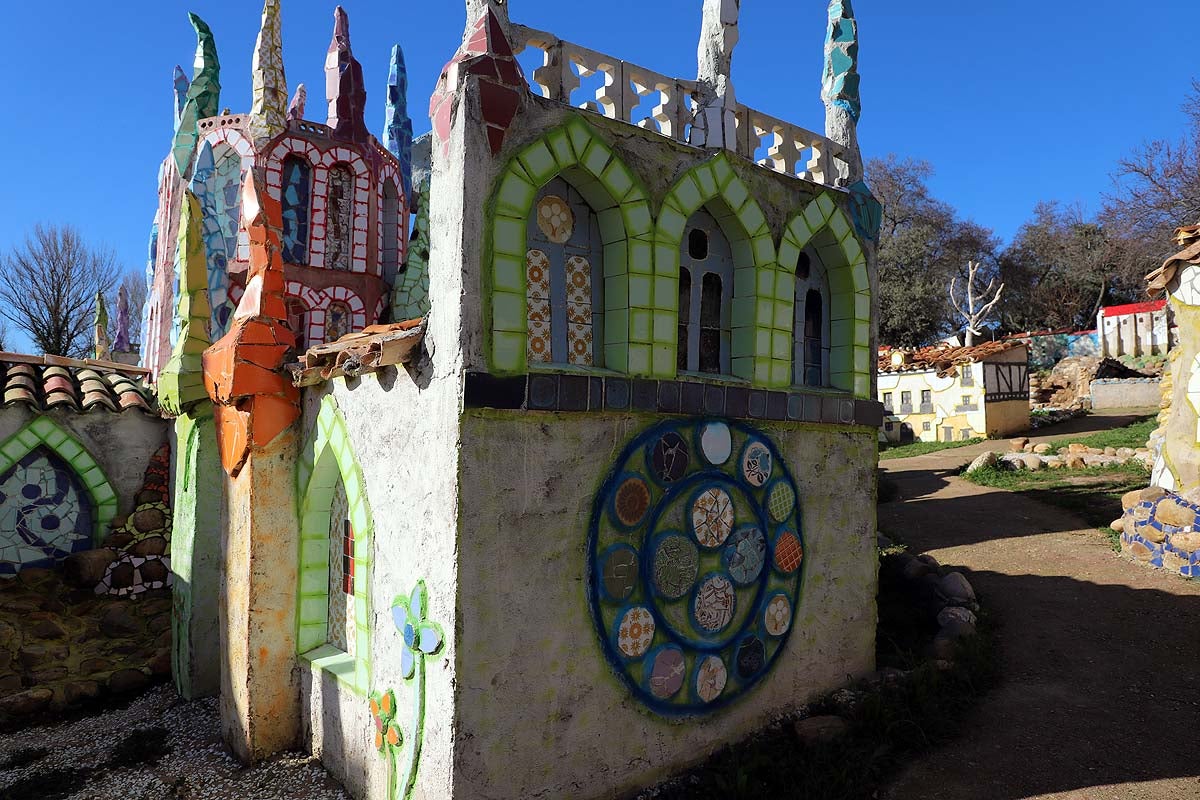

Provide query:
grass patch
left=964, top=463, right=1147, bottom=551
left=880, top=438, right=984, bottom=461
left=1044, top=416, right=1157, bottom=455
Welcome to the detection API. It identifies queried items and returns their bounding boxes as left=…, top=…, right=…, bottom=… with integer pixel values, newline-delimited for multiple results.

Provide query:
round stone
left=653, top=535, right=699, bottom=600
left=617, top=607, right=655, bottom=659
left=736, top=636, right=766, bottom=679
left=691, top=487, right=734, bottom=548
left=695, top=655, right=728, bottom=704
left=602, top=547, right=639, bottom=602
left=724, top=527, right=767, bottom=585
left=613, top=478, right=651, bottom=528
left=741, top=442, right=773, bottom=487
left=648, top=646, right=686, bottom=699
left=651, top=433, right=690, bottom=484
left=536, top=195, right=575, bottom=243
left=764, top=595, right=792, bottom=637
left=693, top=575, right=736, bottom=633
left=774, top=530, right=803, bottom=574
left=700, top=422, right=733, bottom=465
left=767, top=481, right=796, bottom=522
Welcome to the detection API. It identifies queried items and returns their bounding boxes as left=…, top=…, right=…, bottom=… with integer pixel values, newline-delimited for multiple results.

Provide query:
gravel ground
left=0, top=685, right=350, bottom=800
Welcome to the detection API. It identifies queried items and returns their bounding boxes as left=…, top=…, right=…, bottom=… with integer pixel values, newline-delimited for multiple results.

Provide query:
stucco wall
left=454, top=410, right=877, bottom=800
left=983, top=400, right=1030, bottom=438
left=878, top=370, right=986, bottom=443
left=1090, top=379, right=1162, bottom=410
left=0, top=406, right=168, bottom=523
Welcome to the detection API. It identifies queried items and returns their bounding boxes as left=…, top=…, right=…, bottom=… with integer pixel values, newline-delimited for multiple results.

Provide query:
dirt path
left=879, top=411, right=1200, bottom=800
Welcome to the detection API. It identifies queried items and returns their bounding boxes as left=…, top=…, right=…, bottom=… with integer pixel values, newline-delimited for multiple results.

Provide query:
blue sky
left=0, top=0, right=1194, bottom=350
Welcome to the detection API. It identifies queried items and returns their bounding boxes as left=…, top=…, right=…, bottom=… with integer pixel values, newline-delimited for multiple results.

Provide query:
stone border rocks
left=963, top=437, right=1153, bottom=474
left=1117, top=487, right=1200, bottom=578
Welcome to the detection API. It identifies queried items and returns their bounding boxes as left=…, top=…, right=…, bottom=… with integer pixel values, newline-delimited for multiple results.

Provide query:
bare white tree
left=950, top=260, right=1004, bottom=346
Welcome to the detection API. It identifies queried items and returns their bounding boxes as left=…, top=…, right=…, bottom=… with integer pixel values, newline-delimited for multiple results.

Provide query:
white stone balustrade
left=509, top=24, right=849, bottom=189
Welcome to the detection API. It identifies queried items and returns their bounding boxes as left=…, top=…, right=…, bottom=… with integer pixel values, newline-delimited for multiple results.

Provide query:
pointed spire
left=173, top=66, right=190, bottom=128
left=172, top=14, right=222, bottom=176
left=249, top=0, right=288, bottom=143
left=114, top=285, right=131, bottom=353
left=689, top=0, right=740, bottom=150
left=385, top=45, right=414, bottom=199
left=822, top=0, right=862, bottom=183
left=324, top=6, right=369, bottom=143
left=465, top=0, right=509, bottom=30
left=159, top=190, right=213, bottom=417
left=287, top=83, right=307, bottom=122
left=187, top=13, right=221, bottom=120
left=94, top=292, right=111, bottom=361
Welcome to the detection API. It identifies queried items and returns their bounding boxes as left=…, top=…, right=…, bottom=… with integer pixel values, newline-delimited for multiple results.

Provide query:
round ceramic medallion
left=601, top=546, right=638, bottom=602
left=617, top=607, right=655, bottom=659
left=653, top=535, right=699, bottom=600
left=700, top=422, right=733, bottom=465
left=693, top=574, right=736, bottom=633
left=691, top=487, right=734, bottom=548
left=724, top=526, right=767, bottom=585
left=648, top=646, right=686, bottom=699
left=741, top=441, right=773, bottom=487
left=613, top=477, right=651, bottom=528
left=695, top=655, right=728, bottom=704
left=773, top=530, right=803, bottom=574
left=764, top=594, right=792, bottom=637
left=588, top=420, right=805, bottom=714
left=536, top=195, right=575, bottom=243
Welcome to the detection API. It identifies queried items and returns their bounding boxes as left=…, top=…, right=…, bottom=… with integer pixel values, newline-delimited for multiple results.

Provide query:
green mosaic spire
left=391, top=176, right=430, bottom=321
left=822, top=0, right=861, bottom=122
left=171, top=13, right=222, bottom=176
left=159, top=190, right=213, bottom=416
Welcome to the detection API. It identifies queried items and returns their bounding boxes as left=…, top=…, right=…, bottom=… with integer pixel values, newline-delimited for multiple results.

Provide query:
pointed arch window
left=793, top=250, right=831, bottom=387
left=327, top=474, right=355, bottom=654
left=679, top=209, right=733, bottom=374
left=381, top=178, right=401, bottom=281
left=281, top=155, right=312, bottom=264
left=525, top=177, right=604, bottom=367
left=327, top=165, right=355, bottom=271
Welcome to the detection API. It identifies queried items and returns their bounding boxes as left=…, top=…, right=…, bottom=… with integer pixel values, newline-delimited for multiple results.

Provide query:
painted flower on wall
left=370, top=689, right=401, bottom=753
left=391, top=581, right=445, bottom=678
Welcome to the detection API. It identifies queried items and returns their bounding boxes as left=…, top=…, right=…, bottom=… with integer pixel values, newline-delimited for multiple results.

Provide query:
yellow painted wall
left=984, top=400, right=1032, bottom=438
left=878, top=369, right=987, bottom=443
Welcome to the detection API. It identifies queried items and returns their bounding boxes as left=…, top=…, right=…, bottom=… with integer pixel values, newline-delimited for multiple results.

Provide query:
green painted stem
left=397, top=657, right=426, bottom=800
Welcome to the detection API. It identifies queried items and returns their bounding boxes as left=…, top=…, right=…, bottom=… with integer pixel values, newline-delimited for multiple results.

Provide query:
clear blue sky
left=0, top=0, right=1194, bottom=350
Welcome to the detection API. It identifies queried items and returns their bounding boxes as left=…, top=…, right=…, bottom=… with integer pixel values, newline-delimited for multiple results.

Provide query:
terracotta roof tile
left=879, top=340, right=1025, bottom=376
left=0, top=354, right=156, bottom=415
left=288, top=319, right=426, bottom=387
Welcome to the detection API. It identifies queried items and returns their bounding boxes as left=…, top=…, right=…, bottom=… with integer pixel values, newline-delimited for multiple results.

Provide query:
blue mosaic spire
left=384, top=44, right=414, bottom=200
left=822, top=0, right=860, bottom=123
left=173, top=66, right=190, bottom=128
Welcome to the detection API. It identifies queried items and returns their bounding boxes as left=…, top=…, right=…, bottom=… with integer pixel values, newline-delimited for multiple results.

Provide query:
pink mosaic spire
left=324, top=6, right=369, bottom=143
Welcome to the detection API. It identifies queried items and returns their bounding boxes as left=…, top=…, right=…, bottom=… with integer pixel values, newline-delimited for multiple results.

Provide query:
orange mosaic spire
left=202, top=170, right=300, bottom=477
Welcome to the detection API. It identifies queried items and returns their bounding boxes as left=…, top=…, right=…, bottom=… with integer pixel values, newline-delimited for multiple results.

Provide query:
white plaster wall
left=0, top=406, right=168, bottom=521
left=454, top=411, right=878, bottom=800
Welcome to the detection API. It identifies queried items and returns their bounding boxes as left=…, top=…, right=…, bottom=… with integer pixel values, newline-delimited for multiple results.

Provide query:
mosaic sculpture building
left=153, top=1, right=886, bottom=797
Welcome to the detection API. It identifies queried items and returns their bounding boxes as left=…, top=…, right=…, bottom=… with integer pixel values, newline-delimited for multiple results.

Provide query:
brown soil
left=879, top=411, right=1200, bottom=800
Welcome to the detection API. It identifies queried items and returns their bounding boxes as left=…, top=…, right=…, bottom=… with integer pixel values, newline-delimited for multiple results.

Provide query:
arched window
left=286, top=298, right=308, bottom=353
left=0, top=446, right=94, bottom=575
left=793, top=250, right=830, bottom=387
left=326, top=301, right=352, bottom=342
left=678, top=209, right=733, bottom=374
left=381, top=178, right=401, bottom=281
left=327, top=474, right=355, bottom=654
left=327, top=165, right=355, bottom=271
left=525, top=177, right=604, bottom=367
left=281, top=155, right=311, bottom=264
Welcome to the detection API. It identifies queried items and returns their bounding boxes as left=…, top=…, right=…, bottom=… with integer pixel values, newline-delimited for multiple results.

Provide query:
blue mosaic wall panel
left=0, top=447, right=94, bottom=575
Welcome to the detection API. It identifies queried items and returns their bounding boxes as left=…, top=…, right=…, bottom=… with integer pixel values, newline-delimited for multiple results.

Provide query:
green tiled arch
left=654, top=152, right=779, bottom=383
left=0, top=415, right=119, bottom=543
left=780, top=193, right=872, bottom=397
left=487, top=116, right=654, bottom=374
left=296, top=394, right=373, bottom=696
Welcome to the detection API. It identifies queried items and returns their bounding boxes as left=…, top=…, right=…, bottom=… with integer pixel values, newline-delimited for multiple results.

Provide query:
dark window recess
left=795, top=251, right=811, bottom=280
left=922, top=422, right=931, bottom=432
left=901, top=392, right=912, bottom=405
left=883, top=392, right=893, bottom=410
left=921, top=390, right=932, bottom=405
left=699, top=273, right=723, bottom=374
left=803, top=289, right=823, bottom=386
left=381, top=178, right=401, bottom=278
left=960, top=429, right=972, bottom=441
left=677, top=268, right=692, bottom=373
left=943, top=426, right=954, bottom=443
left=286, top=299, right=307, bottom=352
left=688, top=228, right=709, bottom=260
left=884, top=422, right=894, bottom=432
left=280, top=155, right=311, bottom=264
left=342, top=520, right=354, bottom=596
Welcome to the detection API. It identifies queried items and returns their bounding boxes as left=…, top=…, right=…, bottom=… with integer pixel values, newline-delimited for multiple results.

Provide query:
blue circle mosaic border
left=587, top=419, right=805, bottom=716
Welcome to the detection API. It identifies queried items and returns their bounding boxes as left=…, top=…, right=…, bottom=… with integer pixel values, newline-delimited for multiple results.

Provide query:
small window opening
left=688, top=228, right=709, bottom=260
left=795, top=251, right=811, bottom=280
left=699, top=273, right=723, bottom=374
left=342, top=520, right=354, bottom=596
left=677, top=268, right=692, bottom=373
left=803, top=289, right=823, bottom=386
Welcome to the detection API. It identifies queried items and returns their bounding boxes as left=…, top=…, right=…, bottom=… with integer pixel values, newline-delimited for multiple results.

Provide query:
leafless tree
left=950, top=260, right=1004, bottom=346
left=0, top=224, right=120, bottom=357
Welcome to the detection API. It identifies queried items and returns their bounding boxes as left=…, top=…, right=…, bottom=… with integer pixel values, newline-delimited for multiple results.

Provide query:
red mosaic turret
left=430, top=7, right=527, bottom=156
left=325, top=6, right=370, bottom=145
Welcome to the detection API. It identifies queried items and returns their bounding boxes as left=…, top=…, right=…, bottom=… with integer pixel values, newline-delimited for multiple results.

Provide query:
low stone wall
left=1116, top=488, right=1200, bottom=578
left=0, top=568, right=170, bottom=722
left=1090, top=378, right=1162, bottom=410
left=963, top=437, right=1154, bottom=473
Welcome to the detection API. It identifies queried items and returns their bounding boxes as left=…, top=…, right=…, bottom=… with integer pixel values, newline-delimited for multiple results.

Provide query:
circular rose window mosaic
left=588, top=419, right=805, bottom=714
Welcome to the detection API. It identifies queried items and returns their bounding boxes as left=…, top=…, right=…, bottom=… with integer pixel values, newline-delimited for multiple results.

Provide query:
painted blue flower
left=391, top=581, right=444, bottom=680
